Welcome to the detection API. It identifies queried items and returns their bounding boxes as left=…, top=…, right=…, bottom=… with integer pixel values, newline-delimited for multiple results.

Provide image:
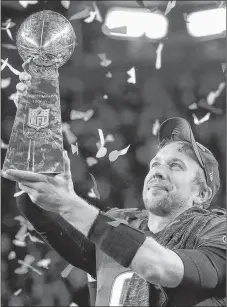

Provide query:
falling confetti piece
left=1, top=77, right=11, bottom=88
left=1, top=59, right=21, bottom=75
left=127, top=67, right=136, bottom=84
left=1, top=58, right=8, bottom=71
left=61, top=0, right=70, bottom=9
left=70, top=303, right=78, bottom=307
left=84, top=11, right=97, bottom=23
left=192, top=113, right=211, bottom=125
left=2, top=43, right=17, bottom=49
left=14, top=266, right=28, bottom=275
left=103, top=94, right=108, bottom=99
left=1, top=139, right=8, bottom=149
left=93, top=1, right=103, bottom=22
left=12, top=239, right=26, bottom=247
left=8, top=251, right=16, bottom=260
left=96, top=129, right=108, bottom=158
left=105, top=134, right=115, bottom=142
left=27, top=233, right=44, bottom=244
left=118, top=145, right=131, bottom=156
left=17, top=260, right=42, bottom=275
left=14, top=190, right=26, bottom=197
left=62, top=123, right=77, bottom=144
left=88, top=188, right=98, bottom=198
left=152, top=119, right=160, bottom=136
left=2, top=19, right=16, bottom=29
left=71, top=143, right=79, bottom=155
left=86, top=157, right=98, bottom=166
left=37, top=258, right=51, bottom=269
left=188, top=103, right=198, bottom=110
left=198, top=100, right=223, bottom=115
left=69, top=8, right=91, bottom=21
left=108, top=150, right=119, bottom=162
left=106, top=71, right=112, bottom=78
left=98, top=53, right=112, bottom=67
left=89, top=173, right=100, bottom=199
left=155, top=43, right=164, bottom=70
left=14, top=289, right=22, bottom=296
left=61, top=264, right=74, bottom=278
left=221, top=63, right=226, bottom=72
left=84, top=109, right=94, bottom=121
left=164, top=0, right=176, bottom=16
left=206, top=82, right=225, bottom=105
left=19, top=0, right=38, bottom=8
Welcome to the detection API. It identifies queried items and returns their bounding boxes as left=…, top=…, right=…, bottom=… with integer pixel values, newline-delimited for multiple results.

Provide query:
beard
left=142, top=188, right=189, bottom=217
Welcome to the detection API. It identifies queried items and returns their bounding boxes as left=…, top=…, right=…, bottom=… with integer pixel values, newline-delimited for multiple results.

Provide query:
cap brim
left=158, top=117, right=204, bottom=167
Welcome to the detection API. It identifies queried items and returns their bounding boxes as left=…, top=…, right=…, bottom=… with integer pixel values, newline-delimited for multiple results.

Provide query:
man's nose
left=151, top=166, right=167, bottom=180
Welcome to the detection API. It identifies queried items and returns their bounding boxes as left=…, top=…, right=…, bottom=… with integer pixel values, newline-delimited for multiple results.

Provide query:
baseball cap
left=158, top=117, right=220, bottom=202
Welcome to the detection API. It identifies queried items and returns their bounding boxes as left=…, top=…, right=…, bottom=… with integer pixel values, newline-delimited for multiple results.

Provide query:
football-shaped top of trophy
left=16, top=10, right=76, bottom=69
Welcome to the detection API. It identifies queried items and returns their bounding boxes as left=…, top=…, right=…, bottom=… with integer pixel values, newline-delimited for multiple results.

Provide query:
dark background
left=1, top=1, right=226, bottom=306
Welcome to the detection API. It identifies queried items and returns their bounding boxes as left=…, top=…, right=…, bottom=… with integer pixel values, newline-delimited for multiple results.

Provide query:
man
left=2, top=72, right=226, bottom=306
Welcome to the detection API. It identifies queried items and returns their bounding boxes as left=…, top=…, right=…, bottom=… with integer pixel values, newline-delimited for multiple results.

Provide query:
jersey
left=93, top=207, right=226, bottom=306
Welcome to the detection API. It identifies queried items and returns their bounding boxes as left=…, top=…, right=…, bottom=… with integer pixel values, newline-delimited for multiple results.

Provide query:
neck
left=147, top=207, right=189, bottom=234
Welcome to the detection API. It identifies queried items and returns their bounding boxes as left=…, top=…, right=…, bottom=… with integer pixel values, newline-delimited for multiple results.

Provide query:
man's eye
left=150, top=162, right=160, bottom=168
left=170, top=162, right=182, bottom=169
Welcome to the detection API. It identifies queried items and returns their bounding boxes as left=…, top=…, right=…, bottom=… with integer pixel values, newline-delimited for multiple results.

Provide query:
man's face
left=143, top=142, right=202, bottom=216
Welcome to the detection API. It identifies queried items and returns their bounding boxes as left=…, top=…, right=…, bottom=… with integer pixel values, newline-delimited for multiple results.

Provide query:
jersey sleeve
left=16, top=186, right=97, bottom=278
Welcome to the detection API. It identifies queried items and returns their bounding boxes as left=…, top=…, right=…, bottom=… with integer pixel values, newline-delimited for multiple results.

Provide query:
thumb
left=22, top=56, right=33, bottom=73
left=63, top=150, right=71, bottom=177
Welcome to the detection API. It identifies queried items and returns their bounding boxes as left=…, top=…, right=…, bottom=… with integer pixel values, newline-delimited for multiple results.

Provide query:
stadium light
left=186, top=8, right=226, bottom=38
left=102, top=7, right=168, bottom=40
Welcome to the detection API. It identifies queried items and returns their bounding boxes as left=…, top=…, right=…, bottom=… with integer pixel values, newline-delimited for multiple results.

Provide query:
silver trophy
left=3, top=10, right=76, bottom=173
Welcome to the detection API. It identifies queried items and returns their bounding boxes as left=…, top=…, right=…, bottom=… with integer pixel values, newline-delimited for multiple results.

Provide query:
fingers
left=63, top=150, right=72, bottom=177
left=19, top=71, right=31, bottom=82
left=18, top=183, right=36, bottom=203
left=5, top=169, right=47, bottom=182
left=1, top=170, right=17, bottom=182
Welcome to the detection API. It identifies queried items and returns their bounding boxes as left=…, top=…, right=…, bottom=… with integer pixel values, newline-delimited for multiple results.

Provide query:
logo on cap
left=222, top=235, right=226, bottom=244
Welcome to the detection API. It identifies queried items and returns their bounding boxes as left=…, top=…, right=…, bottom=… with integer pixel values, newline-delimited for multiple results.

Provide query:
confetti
left=86, top=157, right=98, bottom=167
left=96, top=129, right=107, bottom=158
left=103, top=94, right=108, bottom=99
left=17, top=259, right=42, bottom=275
left=192, top=113, right=211, bottom=125
left=105, top=134, right=115, bottom=142
left=61, top=264, right=74, bottom=278
left=19, top=1, right=38, bottom=8
left=27, top=233, right=44, bottom=244
left=1, top=77, right=11, bottom=89
left=62, top=123, right=77, bottom=144
left=152, top=119, right=160, bottom=136
left=89, top=173, right=100, bottom=199
left=71, top=143, right=79, bottom=155
left=1, top=59, right=21, bottom=75
left=221, top=63, right=226, bottom=73
left=70, top=109, right=94, bottom=121
left=14, top=289, right=22, bottom=296
left=12, top=239, right=26, bottom=247
left=1, top=58, right=8, bottom=71
left=69, top=8, right=91, bottom=21
left=37, top=258, right=51, bottom=269
left=188, top=103, right=198, bottom=110
left=207, top=82, right=225, bottom=105
left=127, top=67, right=136, bottom=84
left=105, top=71, right=112, bottom=78
left=1, top=139, right=8, bottom=149
left=2, top=19, right=16, bottom=29
left=155, top=43, right=164, bottom=70
left=61, top=0, right=70, bottom=9
left=164, top=0, right=176, bottom=16
left=109, top=145, right=130, bottom=162
left=98, top=53, right=112, bottom=67
left=88, top=188, right=98, bottom=198
left=8, top=251, right=16, bottom=260
left=2, top=43, right=17, bottom=49
left=14, top=190, right=26, bottom=197
left=197, top=99, right=223, bottom=115
left=70, top=303, right=78, bottom=307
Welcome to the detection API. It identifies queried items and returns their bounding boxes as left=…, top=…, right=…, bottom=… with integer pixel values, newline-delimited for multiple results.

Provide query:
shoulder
left=196, top=208, right=226, bottom=250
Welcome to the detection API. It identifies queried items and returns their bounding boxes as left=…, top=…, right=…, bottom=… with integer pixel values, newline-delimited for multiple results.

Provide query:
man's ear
left=194, top=186, right=212, bottom=206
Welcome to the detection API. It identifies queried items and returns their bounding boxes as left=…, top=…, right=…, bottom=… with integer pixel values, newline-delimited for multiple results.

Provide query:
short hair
left=159, top=139, right=211, bottom=207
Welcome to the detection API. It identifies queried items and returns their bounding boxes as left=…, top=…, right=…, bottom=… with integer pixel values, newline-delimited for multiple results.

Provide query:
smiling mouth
left=147, top=183, right=169, bottom=192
